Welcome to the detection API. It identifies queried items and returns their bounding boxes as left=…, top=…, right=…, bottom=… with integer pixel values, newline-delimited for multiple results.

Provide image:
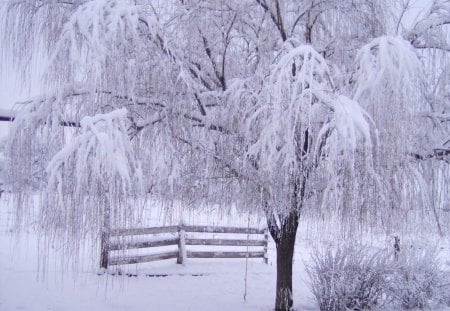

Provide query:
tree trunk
left=272, top=211, right=299, bottom=311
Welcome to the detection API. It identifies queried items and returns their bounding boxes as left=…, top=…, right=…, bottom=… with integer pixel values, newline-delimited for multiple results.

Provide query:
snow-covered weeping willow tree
left=353, top=36, right=449, bottom=234
left=1, top=1, right=449, bottom=310
left=235, top=42, right=375, bottom=308
left=3, top=1, right=146, bottom=266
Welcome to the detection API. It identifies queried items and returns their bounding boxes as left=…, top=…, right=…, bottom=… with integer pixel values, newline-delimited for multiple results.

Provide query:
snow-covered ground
left=0, top=196, right=316, bottom=310
left=1, top=195, right=449, bottom=311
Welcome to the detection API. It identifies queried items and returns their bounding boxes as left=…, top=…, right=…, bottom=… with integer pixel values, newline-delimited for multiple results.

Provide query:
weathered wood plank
left=109, top=251, right=178, bottom=265
left=185, top=238, right=265, bottom=246
left=264, top=229, right=269, bottom=264
left=100, top=231, right=110, bottom=269
left=187, top=251, right=265, bottom=259
left=108, top=238, right=179, bottom=251
left=177, top=230, right=187, bottom=264
left=109, top=225, right=265, bottom=236
left=110, top=225, right=180, bottom=236
left=183, top=226, right=264, bottom=235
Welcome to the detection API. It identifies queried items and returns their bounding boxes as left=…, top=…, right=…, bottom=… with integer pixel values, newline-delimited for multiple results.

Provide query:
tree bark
left=273, top=211, right=299, bottom=311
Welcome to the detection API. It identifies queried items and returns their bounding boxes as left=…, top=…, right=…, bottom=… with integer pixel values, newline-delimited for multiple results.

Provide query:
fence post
left=263, top=228, right=269, bottom=264
left=177, top=227, right=187, bottom=264
left=100, top=203, right=111, bottom=269
left=100, top=231, right=109, bottom=269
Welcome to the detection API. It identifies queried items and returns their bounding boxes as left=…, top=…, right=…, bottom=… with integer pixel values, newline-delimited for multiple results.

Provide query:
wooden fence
left=100, top=225, right=269, bottom=269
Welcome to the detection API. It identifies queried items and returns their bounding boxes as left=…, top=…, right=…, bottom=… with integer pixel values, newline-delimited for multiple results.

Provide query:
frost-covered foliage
left=244, top=42, right=374, bottom=219
left=352, top=36, right=439, bottom=233
left=247, top=44, right=371, bottom=172
left=6, top=94, right=69, bottom=221
left=354, top=36, right=424, bottom=158
left=44, top=108, right=142, bottom=249
left=46, top=109, right=142, bottom=224
left=389, top=247, right=449, bottom=310
left=307, top=245, right=390, bottom=311
left=48, top=0, right=141, bottom=94
left=308, top=244, right=450, bottom=311
left=407, top=0, right=450, bottom=52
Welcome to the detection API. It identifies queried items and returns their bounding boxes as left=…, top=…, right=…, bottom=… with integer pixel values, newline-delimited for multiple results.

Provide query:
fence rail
left=109, top=225, right=180, bottom=236
left=108, top=238, right=179, bottom=251
left=109, top=251, right=179, bottom=266
left=185, top=238, right=265, bottom=246
left=187, top=251, right=265, bottom=259
left=101, top=225, right=269, bottom=268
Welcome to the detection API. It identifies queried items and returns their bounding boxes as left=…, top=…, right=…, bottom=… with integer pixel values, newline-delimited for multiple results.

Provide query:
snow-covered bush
left=308, top=244, right=450, bottom=311
left=307, top=245, right=391, bottom=311
left=389, top=247, right=448, bottom=310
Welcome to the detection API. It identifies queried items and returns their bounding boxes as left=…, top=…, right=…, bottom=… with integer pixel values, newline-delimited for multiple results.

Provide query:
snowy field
left=1, top=195, right=449, bottom=311
left=0, top=196, right=316, bottom=311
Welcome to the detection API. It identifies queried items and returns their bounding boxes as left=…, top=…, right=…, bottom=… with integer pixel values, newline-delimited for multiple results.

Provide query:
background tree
left=1, top=0, right=449, bottom=310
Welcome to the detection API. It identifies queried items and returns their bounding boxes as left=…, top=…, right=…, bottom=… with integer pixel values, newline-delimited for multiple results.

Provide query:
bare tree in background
left=1, top=1, right=449, bottom=310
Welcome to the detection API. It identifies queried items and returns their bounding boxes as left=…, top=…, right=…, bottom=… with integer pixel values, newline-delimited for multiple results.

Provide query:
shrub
left=307, top=243, right=450, bottom=311
left=389, top=247, right=447, bottom=310
left=307, top=245, right=391, bottom=311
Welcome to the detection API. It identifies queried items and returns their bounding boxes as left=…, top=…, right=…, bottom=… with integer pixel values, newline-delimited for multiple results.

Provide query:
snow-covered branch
left=407, top=0, right=450, bottom=52
left=43, top=108, right=143, bottom=253
left=243, top=43, right=374, bottom=218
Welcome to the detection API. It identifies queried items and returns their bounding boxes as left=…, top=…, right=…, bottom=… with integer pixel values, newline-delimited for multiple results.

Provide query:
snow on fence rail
left=100, top=225, right=269, bottom=268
